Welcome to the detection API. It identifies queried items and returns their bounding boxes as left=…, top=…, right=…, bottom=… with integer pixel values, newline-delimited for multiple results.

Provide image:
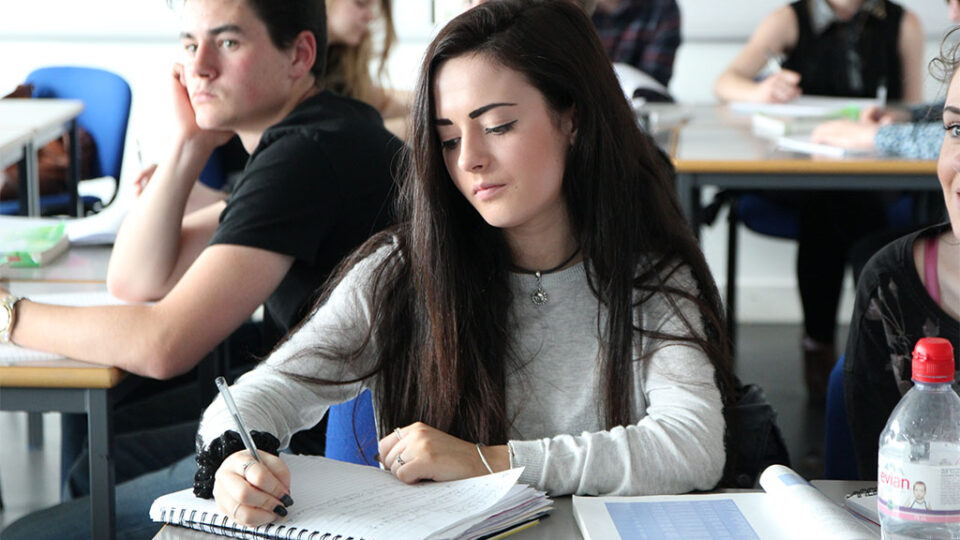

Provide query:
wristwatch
left=0, top=294, right=22, bottom=344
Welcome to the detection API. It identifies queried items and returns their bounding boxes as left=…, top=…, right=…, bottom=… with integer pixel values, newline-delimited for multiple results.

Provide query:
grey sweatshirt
left=198, top=244, right=725, bottom=496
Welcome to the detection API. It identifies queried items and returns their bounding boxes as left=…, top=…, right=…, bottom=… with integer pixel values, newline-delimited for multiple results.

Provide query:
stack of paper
left=151, top=454, right=553, bottom=540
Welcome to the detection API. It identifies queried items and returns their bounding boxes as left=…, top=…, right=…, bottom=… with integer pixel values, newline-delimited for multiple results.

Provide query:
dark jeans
left=1, top=455, right=196, bottom=540
left=61, top=321, right=267, bottom=499
left=760, top=190, right=887, bottom=344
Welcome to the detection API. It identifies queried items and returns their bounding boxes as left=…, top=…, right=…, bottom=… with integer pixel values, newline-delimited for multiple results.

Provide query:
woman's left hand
left=810, top=119, right=879, bottom=151
left=378, top=422, right=506, bottom=484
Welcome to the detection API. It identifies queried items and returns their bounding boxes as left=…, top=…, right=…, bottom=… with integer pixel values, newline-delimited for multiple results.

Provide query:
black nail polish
left=274, top=505, right=288, bottom=517
left=281, top=494, right=294, bottom=507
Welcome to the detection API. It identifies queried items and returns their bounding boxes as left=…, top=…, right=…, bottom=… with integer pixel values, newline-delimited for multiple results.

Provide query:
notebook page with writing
left=151, top=453, right=533, bottom=540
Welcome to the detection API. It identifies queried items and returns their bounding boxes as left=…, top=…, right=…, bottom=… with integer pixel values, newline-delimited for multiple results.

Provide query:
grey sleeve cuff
left=508, top=439, right=545, bottom=487
left=875, top=123, right=942, bottom=160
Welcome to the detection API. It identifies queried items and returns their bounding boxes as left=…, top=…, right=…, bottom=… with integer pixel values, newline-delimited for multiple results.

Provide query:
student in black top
left=0, top=0, right=400, bottom=536
left=844, top=28, right=960, bottom=479
left=844, top=224, right=960, bottom=479
left=712, top=0, right=924, bottom=403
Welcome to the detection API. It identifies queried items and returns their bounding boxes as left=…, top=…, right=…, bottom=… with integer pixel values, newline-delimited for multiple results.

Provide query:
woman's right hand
left=753, top=69, right=802, bottom=103
left=213, top=450, right=294, bottom=527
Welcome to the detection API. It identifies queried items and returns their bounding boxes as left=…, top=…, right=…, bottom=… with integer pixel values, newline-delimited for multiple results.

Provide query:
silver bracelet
left=476, top=443, right=494, bottom=474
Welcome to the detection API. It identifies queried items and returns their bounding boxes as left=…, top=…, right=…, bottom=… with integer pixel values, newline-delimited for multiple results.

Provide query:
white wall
left=0, top=0, right=951, bottom=323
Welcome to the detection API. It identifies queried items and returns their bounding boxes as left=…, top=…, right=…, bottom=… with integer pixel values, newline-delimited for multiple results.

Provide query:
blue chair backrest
left=25, top=66, right=132, bottom=181
left=824, top=355, right=859, bottom=479
left=326, top=389, right=379, bottom=467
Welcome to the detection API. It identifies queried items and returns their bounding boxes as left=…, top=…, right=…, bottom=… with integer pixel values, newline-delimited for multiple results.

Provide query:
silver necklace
left=513, top=247, right=580, bottom=307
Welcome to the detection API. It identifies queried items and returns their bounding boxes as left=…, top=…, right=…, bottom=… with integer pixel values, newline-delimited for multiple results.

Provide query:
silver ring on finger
left=394, top=427, right=403, bottom=441
left=396, top=455, right=406, bottom=466
left=240, top=460, right=257, bottom=480
left=232, top=501, right=242, bottom=520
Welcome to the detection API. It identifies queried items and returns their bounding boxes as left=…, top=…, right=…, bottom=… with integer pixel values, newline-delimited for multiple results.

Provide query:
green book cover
left=0, top=222, right=69, bottom=267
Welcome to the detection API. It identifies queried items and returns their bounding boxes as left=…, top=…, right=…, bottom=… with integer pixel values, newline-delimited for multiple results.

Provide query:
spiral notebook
left=150, top=454, right=552, bottom=540
left=844, top=487, right=879, bottom=526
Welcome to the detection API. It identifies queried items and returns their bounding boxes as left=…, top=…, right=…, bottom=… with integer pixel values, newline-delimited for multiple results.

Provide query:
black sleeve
left=210, top=133, right=340, bottom=263
left=843, top=269, right=909, bottom=480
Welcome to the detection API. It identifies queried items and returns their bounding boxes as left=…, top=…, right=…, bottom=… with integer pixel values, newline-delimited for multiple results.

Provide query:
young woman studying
left=713, top=0, right=924, bottom=104
left=192, top=0, right=735, bottom=526
left=712, top=0, right=925, bottom=404
left=844, top=27, right=960, bottom=480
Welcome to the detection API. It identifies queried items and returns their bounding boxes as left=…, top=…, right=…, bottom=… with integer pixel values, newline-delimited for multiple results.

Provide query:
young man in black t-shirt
left=0, top=0, right=401, bottom=536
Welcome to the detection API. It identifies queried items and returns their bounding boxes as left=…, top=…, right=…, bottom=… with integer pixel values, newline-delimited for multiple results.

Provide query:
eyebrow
left=180, top=24, right=244, bottom=40
left=945, top=106, right=960, bottom=115
left=434, top=102, right=517, bottom=126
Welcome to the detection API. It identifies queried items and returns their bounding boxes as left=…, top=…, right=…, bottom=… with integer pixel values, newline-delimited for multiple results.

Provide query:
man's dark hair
left=246, top=0, right=327, bottom=79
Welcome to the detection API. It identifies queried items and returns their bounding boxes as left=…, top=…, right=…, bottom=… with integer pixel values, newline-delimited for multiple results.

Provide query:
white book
left=775, top=135, right=871, bottom=158
left=150, top=454, right=552, bottom=540
left=573, top=465, right=877, bottom=540
left=730, top=96, right=881, bottom=118
left=845, top=487, right=879, bottom=526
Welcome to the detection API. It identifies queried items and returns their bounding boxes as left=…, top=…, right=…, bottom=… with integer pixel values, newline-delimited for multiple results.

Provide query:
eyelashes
left=440, top=120, right=518, bottom=150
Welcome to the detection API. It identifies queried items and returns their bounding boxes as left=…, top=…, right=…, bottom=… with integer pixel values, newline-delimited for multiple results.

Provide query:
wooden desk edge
left=0, top=365, right=126, bottom=388
left=672, top=158, right=937, bottom=175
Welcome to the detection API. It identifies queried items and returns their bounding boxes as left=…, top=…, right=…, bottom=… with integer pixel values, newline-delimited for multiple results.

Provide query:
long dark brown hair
left=287, top=0, right=733, bottom=447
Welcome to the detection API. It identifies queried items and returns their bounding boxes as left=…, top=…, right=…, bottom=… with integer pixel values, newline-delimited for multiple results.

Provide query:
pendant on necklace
left=531, top=271, right=548, bottom=306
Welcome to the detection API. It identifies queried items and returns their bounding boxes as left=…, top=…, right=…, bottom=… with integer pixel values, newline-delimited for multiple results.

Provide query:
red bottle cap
left=912, top=337, right=956, bottom=383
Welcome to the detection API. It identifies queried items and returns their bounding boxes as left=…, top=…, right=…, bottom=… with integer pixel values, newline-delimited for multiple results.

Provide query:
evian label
left=878, top=454, right=960, bottom=523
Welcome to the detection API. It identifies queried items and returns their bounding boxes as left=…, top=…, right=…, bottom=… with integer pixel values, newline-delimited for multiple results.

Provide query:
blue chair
left=824, top=355, right=858, bottom=479
left=1, top=66, right=132, bottom=215
left=326, top=389, right=379, bottom=467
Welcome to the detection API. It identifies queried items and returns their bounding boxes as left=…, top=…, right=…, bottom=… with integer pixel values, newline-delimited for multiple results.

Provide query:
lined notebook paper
left=150, top=454, right=552, bottom=540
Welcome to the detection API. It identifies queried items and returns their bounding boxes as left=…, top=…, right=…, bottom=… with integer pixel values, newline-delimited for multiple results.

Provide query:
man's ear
left=289, top=30, right=317, bottom=79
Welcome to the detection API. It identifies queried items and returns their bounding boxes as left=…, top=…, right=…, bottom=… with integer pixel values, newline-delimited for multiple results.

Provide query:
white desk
left=659, top=104, right=939, bottom=343
left=0, top=98, right=85, bottom=216
left=1, top=245, right=130, bottom=540
left=153, top=481, right=879, bottom=540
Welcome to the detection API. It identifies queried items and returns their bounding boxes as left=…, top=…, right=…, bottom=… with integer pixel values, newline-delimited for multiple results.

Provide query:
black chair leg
left=726, top=198, right=739, bottom=356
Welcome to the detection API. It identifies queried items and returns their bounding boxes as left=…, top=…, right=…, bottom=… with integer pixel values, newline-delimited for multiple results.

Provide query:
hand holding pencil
left=212, top=377, right=294, bottom=527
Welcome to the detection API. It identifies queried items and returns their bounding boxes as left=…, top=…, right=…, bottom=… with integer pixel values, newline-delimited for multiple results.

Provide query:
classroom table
left=0, top=98, right=85, bottom=217
left=659, top=104, right=940, bottom=343
left=1, top=245, right=129, bottom=540
left=152, top=480, right=879, bottom=540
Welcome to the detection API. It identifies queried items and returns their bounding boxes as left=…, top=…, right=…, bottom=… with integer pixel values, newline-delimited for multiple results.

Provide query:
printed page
left=759, top=465, right=876, bottom=540
left=572, top=493, right=784, bottom=540
left=152, top=454, right=524, bottom=540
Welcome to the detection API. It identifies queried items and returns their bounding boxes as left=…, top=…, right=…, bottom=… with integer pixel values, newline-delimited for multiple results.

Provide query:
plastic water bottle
left=878, top=337, right=960, bottom=539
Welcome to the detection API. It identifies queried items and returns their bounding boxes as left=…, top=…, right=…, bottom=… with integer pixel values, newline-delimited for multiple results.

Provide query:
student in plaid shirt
left=591, top=0, right=680, bottom=88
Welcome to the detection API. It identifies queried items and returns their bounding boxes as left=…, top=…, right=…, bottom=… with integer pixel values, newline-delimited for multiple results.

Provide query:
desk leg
left=17, top=141, right=40, bottom=217
left=87, top=388, right=115, bottom=540
left=68, top=119, right=82, bottom=217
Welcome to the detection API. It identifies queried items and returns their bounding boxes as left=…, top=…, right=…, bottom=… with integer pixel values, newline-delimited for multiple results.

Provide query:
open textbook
left=150, top=453, right=552, bottom=540
left=573, top=465, right=877, bottom=540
